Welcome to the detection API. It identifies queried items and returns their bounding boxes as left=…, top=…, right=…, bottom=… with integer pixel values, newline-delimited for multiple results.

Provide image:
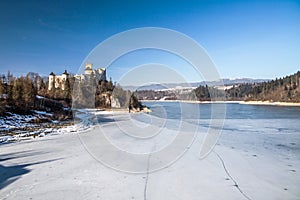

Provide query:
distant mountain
left=123, top=78, right=269, bottom=91
left=214, top=78, right=270, bottom=85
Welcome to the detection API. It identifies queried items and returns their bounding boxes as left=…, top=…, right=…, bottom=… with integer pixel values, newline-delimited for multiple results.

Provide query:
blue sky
left=0, top=0, right=299, bottom=82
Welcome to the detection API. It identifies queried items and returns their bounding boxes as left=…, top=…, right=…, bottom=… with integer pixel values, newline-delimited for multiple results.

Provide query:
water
left=144, top=101, right=300, bottom=120
left=141, top=102, right=300, bottom=160
left=141, top=101, right=300, bottom=136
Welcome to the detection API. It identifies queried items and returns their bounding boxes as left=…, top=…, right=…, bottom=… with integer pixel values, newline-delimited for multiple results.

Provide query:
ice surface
left=0, top=109, right=299, bottom=199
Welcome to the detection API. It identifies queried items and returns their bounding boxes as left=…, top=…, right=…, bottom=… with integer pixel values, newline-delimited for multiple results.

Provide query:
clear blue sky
left=0, top=0, right=299, bottom=82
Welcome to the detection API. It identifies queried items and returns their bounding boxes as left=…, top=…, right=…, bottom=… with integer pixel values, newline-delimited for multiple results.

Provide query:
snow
left=33, top=110, right=53, bottom=116
left=0, top=110, right=299, bottom=199
left=0, top=113, right=37, bottom=135
left=36, top=95, right=45, bottom=99
left=0, top=111, right=74, bottom=144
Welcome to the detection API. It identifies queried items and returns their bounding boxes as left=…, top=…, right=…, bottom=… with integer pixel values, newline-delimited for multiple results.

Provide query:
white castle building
left=48, top=63, right=106, bottom=90
left=48, top=70, right=69, bottom=90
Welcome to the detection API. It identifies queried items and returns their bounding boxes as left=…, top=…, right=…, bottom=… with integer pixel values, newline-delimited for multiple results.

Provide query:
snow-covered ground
left=0, top=113, right=37, bottom=132
left=0, top=110, right=96, bottom=144
left=0, top=111, right=299, bottom=199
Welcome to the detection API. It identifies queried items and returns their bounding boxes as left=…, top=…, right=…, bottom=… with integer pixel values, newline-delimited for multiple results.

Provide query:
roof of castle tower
left=63, top=70, right=69, bottom=75
left=49, top=72, right=55, bottom=76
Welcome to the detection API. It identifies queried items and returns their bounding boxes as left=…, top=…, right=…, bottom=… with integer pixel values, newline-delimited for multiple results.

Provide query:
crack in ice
left=213, top=150, right=252, bottom=200
left=143, top=144, right=156, bottom=200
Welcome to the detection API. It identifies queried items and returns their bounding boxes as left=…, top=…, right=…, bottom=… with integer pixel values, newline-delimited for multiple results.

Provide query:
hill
left=226, top=71, right=300, bottom=102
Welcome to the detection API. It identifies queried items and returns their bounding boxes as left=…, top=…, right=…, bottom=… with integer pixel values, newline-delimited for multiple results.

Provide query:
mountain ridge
left=123, top=78, right=270, bottom=91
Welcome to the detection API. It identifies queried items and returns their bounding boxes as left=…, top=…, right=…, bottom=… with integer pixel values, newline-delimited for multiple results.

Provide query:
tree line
left=0, top=73, right=41, bottom=114
left=0, top=71, right=141, bottom=116
left=225, top=71, right=300, bottom=102
left=134, top=71, right=300, bottom=102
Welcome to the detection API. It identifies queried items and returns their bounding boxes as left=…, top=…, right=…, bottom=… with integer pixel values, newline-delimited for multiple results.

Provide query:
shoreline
left=141, top=99, right=242, bottom=104
left=141, top=99, right=300, bottom=106
left=239, top=101, right=300, bottom=106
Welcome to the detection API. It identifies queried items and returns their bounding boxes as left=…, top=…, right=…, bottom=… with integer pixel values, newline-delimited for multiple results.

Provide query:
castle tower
left=85, top=63, right=93, bottom=75
left=61, top=70, right=69, bottom=90
left=48, top=72, right=55, bottom=90
left=62, top=70, right=69, bottom=79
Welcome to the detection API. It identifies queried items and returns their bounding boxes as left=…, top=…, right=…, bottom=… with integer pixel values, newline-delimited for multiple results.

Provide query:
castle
left=74, top=63, right=106, bottom=83
left=48, top=63, right=106, bottom=90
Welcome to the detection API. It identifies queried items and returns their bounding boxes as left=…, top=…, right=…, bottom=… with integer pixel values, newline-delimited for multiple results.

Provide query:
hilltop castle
left=48, top=63, right=106, bottom=90
left=74, top=63, right=106, bottom=82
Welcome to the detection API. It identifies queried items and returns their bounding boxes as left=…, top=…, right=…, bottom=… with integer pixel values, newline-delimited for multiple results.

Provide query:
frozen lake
left=1, top=102, right=299, bottom=199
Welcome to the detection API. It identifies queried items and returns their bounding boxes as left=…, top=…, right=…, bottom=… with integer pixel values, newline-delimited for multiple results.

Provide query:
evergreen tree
left=7, top=83, right=13, bottom=106
left=0, top=80, right=5, bottom=114
left=23, top=75, right=36, bottom=109
left=12, top=77, right=23, bottom=109
left=108, top=78, right=114, bottom=91
left=0, top=80, right=4, bottom=96
left=39, top=79, right=46, bottom=96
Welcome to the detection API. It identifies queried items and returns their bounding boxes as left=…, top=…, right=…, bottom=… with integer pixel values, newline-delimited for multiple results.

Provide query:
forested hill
left=225, top=71, right=300, bottom=102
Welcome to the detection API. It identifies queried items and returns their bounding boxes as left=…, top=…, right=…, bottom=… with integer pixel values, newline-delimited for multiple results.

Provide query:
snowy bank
left=240, top=101, right=300, bottom=107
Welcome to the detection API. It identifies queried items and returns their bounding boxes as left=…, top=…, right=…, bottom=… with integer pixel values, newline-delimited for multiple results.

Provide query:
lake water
left=143, top=101, right=300, bottom=120
left=141, top=101, right=300, bottom=158
left=141, top=101, right=300, bottom=138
